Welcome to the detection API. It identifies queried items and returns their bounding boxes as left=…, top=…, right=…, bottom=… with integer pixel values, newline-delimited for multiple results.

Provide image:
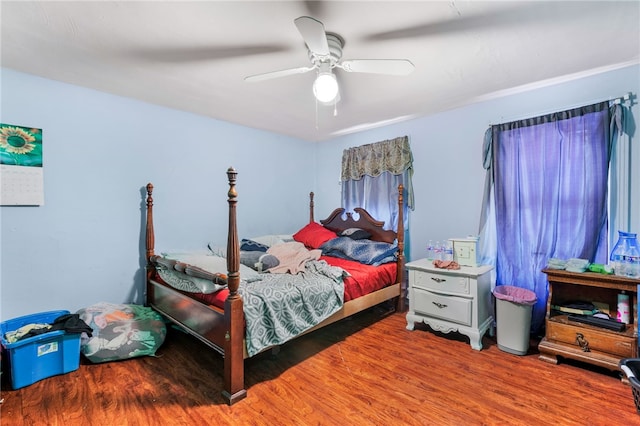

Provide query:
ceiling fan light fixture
left=313, top=71, right=339, bottom=103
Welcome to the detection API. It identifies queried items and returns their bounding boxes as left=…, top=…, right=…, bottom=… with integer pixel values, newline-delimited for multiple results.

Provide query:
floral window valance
left=341, top=136, right=413, bottom=181
left=341, top=135, right=414, bottom=210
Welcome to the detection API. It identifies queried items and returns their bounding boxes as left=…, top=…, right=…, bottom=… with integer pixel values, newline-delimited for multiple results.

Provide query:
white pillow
left=249, top=234, right=294, bottom=247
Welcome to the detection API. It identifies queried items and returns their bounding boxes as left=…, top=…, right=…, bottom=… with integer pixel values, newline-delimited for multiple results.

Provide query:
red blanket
left=320, top=256, right=397, bottom=302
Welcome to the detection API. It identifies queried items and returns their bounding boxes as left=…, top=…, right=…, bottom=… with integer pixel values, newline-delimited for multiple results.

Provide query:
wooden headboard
left=318, top=185, right=405, bottom=295
left=316, top=184, right=405, bottom=247
left=320, top=208, right=397, bottom=244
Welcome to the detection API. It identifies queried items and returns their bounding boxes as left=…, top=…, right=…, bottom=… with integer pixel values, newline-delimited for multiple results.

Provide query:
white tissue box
left=450, top=238, right=479, bottom=267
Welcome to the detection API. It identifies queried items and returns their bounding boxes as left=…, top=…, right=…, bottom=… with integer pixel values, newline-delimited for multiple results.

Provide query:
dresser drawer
left=413, top=288, right=472, bottom=326
left=546, top=319, right=635, bottom=358
left=410, top=270, right=470, bottom=295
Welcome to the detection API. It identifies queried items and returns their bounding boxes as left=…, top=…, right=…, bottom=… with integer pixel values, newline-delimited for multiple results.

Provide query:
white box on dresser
left=406, top=259, right=494, bottom=350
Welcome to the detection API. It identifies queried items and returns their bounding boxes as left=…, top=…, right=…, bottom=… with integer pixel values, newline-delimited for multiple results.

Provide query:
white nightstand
left=405, top=259, right=494, bottom=350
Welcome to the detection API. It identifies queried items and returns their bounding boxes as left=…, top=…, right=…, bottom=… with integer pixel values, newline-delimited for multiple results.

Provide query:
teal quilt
left=239, top=260, right=346, bottom=356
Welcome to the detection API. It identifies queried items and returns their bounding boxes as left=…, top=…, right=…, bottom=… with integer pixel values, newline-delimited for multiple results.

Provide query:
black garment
left=17, top=313, right=93, bottom=341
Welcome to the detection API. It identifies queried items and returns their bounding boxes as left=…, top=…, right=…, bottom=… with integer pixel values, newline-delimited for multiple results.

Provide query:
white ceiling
left=2, top=1, right=639, bottom=142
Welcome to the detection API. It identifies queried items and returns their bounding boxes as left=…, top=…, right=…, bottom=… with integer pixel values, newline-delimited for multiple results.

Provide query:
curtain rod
left=612, top=92, right=632, bottom=105
left=490, top=92, right=634, bottom=127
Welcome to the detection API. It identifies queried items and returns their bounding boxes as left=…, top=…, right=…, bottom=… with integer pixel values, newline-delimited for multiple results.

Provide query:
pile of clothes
left=4, top=313, right=92, bottom=344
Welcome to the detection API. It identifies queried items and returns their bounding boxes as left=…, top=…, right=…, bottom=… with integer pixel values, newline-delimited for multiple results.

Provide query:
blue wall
left=2, top=64, right=638, bottom=320
left=1, top=69, right=315, bottom=320
left=314, top=64, right=640, bottom=264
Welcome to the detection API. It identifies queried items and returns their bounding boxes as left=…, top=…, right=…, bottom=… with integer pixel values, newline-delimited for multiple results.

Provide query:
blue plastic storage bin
left=1, top=310, right=81, bottom=389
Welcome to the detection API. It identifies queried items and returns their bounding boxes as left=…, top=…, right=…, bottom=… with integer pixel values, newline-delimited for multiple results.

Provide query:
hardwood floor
left=1, top=307, right=638, bottom=425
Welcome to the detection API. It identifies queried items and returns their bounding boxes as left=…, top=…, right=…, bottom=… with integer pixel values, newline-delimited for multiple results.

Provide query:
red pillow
left=293, top=222, right=337, bottom=249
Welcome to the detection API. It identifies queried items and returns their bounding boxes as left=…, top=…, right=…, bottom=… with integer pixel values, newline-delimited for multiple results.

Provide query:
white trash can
left=493, top=285, right=537, bottom=355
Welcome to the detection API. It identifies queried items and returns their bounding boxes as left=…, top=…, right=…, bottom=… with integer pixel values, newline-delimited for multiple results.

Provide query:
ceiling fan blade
left=244, top=66, right=315, bottom=82
left=294, top=16, right=330, bottom=57
left=338, top=59, right=415, bottom=76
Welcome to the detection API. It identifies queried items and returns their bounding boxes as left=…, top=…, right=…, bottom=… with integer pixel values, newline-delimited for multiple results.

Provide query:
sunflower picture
left=0, top=123, right=43, bottom=167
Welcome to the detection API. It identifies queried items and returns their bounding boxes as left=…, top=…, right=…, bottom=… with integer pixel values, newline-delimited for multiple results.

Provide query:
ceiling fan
left=244, top=16, right=415, bottom=104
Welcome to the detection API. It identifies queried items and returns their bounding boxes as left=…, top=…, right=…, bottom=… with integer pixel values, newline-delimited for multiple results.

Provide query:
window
left=340, top=136, right=414, bottom=233
left=479, top=101, right=628, bottom=333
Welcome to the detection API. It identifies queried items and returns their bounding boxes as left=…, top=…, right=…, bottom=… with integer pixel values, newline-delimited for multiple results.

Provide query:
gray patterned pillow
left=240, top=251, right=280, bottom=271
left=156, top=264, right=225, bottom=294
left=157, top=253, right=262, bottom=285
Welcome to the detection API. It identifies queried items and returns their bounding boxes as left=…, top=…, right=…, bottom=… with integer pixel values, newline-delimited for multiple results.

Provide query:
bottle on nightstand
left=426, top=240, right=435, bottom=260
left=444, top=241, right=454, bottom=261
left=433, top=241, right=442, bottom=261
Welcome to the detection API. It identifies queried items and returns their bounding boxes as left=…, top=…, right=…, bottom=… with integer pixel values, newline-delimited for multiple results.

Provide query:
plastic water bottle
left=434, top=241, right=442, bottom=261
left=444, top=241, right=454, bottom=261
left=610, top=231, right=640, bottom=278
left=426, top=240, right=434, bottom=260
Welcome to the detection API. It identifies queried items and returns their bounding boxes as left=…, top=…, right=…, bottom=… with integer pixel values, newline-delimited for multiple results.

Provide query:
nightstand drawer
left=410, top=270, right=470, bottom=295
left=546, top=320, right=635, bottom=358
left=413, top=288, right=472, bottom=326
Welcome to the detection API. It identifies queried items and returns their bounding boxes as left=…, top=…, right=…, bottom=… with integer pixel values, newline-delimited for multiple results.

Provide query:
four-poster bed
left=144, top=167, right=405, bottom=404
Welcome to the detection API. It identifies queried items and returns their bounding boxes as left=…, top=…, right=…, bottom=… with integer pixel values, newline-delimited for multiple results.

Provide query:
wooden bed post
left=396, top=184, right=406, bottom=312
left=309, top=191, right=315, bottom=223
left=145, top=184, right=156, bottom=306
left=145, top=183, right=155, bottom=262
left=222, top=167, right=247, bottom=405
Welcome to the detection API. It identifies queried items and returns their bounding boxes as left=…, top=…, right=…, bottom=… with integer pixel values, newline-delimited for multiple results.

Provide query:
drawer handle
left=575, top=333, right=590, bottom=352
left=432, top=301, right=448, bottom=309
left=431, top=277, right=446, bottom=283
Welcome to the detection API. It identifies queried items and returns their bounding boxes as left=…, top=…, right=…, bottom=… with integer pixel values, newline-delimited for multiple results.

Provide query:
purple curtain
left=492, top=102, right=610, bottom=333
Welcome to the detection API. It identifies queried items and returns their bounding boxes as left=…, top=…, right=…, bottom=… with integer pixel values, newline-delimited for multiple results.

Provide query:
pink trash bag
left=493, top=285, right=537, bottom=306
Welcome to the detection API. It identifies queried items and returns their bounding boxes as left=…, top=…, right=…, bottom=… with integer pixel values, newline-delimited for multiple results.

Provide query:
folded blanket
left=267, top=241, right=321, bottom=274
left=547, top=258, right=567, bottom=270
left=565, top=258, right=590, bottom=273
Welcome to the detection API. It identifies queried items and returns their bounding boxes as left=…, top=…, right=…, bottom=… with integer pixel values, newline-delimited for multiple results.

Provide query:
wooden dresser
left=538, top=269, right=638, bottom=373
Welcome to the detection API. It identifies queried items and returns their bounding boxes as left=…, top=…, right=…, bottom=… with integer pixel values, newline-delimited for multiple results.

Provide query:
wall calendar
left=0, top=123, right=44, bottom=206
